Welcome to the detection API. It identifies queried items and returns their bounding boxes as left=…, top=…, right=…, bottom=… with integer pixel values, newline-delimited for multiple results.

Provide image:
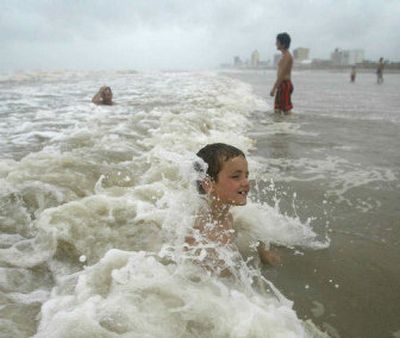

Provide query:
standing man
left=270, top=32, right=293, bottom=114
left=376, top=57, right=384, bottom=84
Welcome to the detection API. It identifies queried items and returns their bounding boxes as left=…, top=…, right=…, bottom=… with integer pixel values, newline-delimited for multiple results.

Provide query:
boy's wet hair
left=195, top=143, right=245, bottom=194
left=277, top=32, right=291, bottom=49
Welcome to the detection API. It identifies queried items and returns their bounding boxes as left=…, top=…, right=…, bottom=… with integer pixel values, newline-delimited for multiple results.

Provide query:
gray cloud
left=1, top=0, right=399, bottom=71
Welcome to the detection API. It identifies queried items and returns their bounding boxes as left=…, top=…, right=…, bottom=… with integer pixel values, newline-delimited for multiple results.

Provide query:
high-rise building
left=331, top=48, right=343, bottom=65
left=331, top=48, right=364, bottom=66
left=293, top=47, right=310, bottom=62
left=348, top=49, right=364, bottom=65
left=251, top=50, right=260, bottom=67
left=233, top=56, right=243, bottom=67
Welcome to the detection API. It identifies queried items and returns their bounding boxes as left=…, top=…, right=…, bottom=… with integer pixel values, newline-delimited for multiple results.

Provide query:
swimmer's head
left=101, top=86, right=113, bottom=104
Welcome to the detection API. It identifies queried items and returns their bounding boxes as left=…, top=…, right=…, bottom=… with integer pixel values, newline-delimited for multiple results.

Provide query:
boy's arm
left=257, top=241, right=281, bottom=266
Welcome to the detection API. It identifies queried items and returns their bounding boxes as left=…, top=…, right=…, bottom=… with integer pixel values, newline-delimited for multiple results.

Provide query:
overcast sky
left=1, top=0, right=399, bottom=71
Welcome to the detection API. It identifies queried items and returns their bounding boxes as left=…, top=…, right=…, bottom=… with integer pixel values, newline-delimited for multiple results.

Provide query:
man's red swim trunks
left=275, top=80, right=293, bottom=111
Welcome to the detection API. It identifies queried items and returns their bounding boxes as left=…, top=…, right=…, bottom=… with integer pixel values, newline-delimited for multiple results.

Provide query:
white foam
left=35, top=250, right=327, bottom=338
left=1, top=71, right=328, bottom=337
left=255, top=155, right=397, bottom=209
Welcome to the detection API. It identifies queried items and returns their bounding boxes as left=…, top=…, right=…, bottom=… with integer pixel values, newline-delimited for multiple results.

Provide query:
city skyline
left=230, top=46, right=397, bottom=69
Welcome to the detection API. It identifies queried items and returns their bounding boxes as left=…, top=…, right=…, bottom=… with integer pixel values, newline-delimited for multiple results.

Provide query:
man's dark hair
left=195, top=143, right=245, bottom=194
left=277, top=32, right=291, bottom=49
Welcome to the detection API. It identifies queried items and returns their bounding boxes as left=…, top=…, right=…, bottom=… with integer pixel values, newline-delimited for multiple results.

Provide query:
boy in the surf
left=186, top=143, right=280, bottom=276
left=270, top=32, right=293, bottom=114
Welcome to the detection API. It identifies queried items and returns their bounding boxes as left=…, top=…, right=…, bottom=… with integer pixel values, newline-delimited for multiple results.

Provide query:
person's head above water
left=276, top=32, right=291, bottom=50
left=195, top=143, right=249, bottom=206
left=100, top=86, right=113, bottom=104
left=92, top=86, right=113, bottom=105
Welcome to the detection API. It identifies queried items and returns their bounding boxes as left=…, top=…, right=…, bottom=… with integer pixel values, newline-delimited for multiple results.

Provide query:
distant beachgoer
left=92, top=86, right=114, bottom=105
left=376, top=58, right=384, bottom=84
left=270, top=32, right=294, bottom=114
left=185, top=143, right=281, bottom=277
left=350, top=66, right=356, bottom=83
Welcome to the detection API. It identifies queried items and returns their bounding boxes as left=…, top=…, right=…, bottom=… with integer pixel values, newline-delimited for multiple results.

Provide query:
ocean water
left=0, top=70, right=328, bottom=338
left=0, top=69, right=398, bottom=338
left=225, top=69, right=400, bottom=338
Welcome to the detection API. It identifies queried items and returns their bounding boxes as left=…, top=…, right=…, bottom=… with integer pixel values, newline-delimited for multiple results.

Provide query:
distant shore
left=220, top=65, right=400, bottom=73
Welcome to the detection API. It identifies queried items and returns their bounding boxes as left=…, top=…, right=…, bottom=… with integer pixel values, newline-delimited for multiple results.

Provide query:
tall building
left=331, top=48, right=343, bottom=65
left=233, top=56, right=243, bottom=67
left=251, top=50, right=260, bottom=67
left=293, top=47, right=310, bottom=62
left=331, top=48, right=364, bottom=66
left=348, top=49, right=364, bottom=65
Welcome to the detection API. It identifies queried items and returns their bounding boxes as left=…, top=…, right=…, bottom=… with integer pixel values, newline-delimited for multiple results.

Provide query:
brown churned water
left=225, top=69, right=400, bottom=338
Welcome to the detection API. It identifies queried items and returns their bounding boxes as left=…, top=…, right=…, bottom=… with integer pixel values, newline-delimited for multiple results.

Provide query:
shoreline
left=220, top=66, right=400, bottom=74
left=219, top=64, right=400, bottom=74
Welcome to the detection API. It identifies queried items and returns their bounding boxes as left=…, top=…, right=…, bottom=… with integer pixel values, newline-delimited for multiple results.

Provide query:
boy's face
left=276, top=39, right=285, bottom=51
left=211, top=155, right=249, bottom=206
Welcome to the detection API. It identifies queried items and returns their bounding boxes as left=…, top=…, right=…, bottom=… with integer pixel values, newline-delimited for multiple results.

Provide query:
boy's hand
left=257, top=241, right=281, bottom=266
left=259, top=248, right=281, bottom=266
left=270, top=88, right=275, bottom=97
